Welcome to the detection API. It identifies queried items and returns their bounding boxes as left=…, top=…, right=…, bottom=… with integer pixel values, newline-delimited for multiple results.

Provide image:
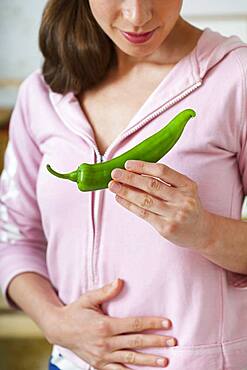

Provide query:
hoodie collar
left=49, top=31, right=201, bottom=143
left=196, top=27, right=246, bottom=79
left=48, top=28, right=247, bottom=146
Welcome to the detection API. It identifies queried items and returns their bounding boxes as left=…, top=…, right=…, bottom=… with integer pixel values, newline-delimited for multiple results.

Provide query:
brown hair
left=39, top=0, right=117, bottom=95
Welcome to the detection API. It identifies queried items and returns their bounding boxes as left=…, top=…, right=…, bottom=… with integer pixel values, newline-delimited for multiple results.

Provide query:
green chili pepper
left=47, top=108, right=196, bottom=192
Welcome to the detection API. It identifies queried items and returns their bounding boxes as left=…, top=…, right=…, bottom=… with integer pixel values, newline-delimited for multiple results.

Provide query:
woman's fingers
left=110, top=167, right=178, bottom=203
left=107, top=333, right=177, bottom=351
left=109, top=182, right=175, bottom=217
left=104, top=350, right=169, bottom=368
left=108, top=316, right=172, bottom=336
left=125, top=160, right=190, bottom=189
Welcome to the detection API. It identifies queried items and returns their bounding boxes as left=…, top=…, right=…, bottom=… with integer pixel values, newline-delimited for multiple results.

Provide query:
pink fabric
left=1, top=28, right=247, bottom=369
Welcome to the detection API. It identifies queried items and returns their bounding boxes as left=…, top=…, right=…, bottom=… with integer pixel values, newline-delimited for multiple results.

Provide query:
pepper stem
left=46, top=164, right=77, bottom=182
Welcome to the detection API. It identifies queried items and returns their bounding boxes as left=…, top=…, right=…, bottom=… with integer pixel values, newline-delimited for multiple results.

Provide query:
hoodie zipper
left=90, top=80, right=202, bottom=287
left=97, top=80, right=202, bottom=163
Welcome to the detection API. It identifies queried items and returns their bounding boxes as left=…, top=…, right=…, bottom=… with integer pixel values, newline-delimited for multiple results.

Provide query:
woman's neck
left=114, top=17, right=203, bottom=77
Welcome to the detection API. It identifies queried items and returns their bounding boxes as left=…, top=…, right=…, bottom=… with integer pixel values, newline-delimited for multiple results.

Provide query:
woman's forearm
left=198, top=211, right=247, bottom=274
left=7, top=272, right=64, bottom=340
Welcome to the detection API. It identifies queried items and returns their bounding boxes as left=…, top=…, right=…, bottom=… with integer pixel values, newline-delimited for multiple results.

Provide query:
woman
left=1, top=1, right=247, bottom=369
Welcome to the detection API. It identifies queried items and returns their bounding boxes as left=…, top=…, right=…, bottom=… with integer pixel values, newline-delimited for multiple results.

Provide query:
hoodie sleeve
left=0, top=80, right=49, bottom=309
left=238, top=49, right=247, bottom=196
left=227, top=48, right=247, bottom=289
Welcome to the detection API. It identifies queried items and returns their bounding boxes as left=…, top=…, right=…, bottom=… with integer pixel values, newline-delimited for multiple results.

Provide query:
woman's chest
left=81, top=100, right=137, bottom=155
left=79, top=89, right=155, bottom=155
left=78, top=68, right=174, bottom=155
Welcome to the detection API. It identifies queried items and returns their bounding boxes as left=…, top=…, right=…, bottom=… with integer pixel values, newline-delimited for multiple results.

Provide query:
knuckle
left=149, top=177, right=162, bottom=191
left=149, top=318, right=158, bottom=328
left=185, top=180, right=197, bottom=195
left=132, top=317, right=143, bottom=331
left=164, top=221, right=177, bottom=236
left=156, top=164, right=166, bottom=178
left=125, top=351, right=136, bottom=364
left=95, top=318, right=110, bottom=336
left=136, top=161, right=145, bottom=171
left=184, top=197, right=196, bottom=212
left=141, top=195, right=153, bottom=209
left=131, top=335, right=143, bottom=348
left=139, top=207, right=149, bottom=219
left=96, top=337, right=109, bottom=352
left=121, top=186, right=128, bottom=198
left=176, top=209, right=187, bottom=223
left=125, top=171, right=133, bottom=182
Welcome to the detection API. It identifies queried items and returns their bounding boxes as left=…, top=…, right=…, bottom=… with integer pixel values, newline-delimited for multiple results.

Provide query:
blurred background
left=0, top=1, right=247, bottom=369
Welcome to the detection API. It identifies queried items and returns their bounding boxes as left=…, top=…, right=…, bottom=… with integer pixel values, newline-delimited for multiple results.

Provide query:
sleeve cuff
left=0, top=244, right=49, bottom=309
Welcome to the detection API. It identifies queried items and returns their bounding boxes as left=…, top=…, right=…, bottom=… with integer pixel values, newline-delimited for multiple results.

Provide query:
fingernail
left=162, top=320, right=170, bottom=328
left=112, top=169, right=122, bottom=179
left=109, top=181, right=121, bottom=192
left=166, top=338, right=176, bottom=347
left=125, top=160, right=138, bottom=169
left=112, top=279, right=118, bottom=287
left=156, top=358, right=167, bottom=367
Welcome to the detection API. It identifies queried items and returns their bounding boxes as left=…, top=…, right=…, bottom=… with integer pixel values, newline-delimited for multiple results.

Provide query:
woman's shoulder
left=14, top=69, right=60, bottom=120
left=230, top=44, right=247, bottom=75
left=222, top=44, right=247, bottom=95
left=18, top=69, right=50, bottom=100
left=198, top=28, right=247, bottom=79
left=212, top=34, right=247, bottom=90
left=220, top=34, right=247, bottom=76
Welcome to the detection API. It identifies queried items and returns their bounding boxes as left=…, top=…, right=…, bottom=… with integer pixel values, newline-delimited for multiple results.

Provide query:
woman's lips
left=120, top=29, right=156, bottom=44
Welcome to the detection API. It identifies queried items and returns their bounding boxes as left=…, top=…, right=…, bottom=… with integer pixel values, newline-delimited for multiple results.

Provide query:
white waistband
left=51, top=347, right=85, bottom=370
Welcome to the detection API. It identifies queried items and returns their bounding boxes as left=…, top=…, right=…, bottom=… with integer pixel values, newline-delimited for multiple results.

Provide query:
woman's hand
left=45, top=279, right=176, bottom=370
left=109, top=160, right=213, bottom=250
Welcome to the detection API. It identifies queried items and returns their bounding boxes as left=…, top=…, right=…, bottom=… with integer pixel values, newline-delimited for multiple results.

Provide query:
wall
left=0, top=0, right=46, bottom=107
left=182, top=1, right=247, bottom=41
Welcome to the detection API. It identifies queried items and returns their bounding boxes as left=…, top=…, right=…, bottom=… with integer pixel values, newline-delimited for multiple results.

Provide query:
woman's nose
left=122, top=0, right=152, bottom=28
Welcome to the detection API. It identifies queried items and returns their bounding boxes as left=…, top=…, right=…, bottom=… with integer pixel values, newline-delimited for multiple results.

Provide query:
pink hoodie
left=1, top=28, right=247, bottom=370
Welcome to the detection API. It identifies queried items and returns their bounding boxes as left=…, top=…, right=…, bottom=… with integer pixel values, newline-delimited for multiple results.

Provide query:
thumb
left=81, top=279, right=123, bottom=308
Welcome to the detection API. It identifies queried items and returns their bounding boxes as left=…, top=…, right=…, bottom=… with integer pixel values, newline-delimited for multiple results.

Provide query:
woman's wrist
left=41, top=303, right=65, bottom=344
